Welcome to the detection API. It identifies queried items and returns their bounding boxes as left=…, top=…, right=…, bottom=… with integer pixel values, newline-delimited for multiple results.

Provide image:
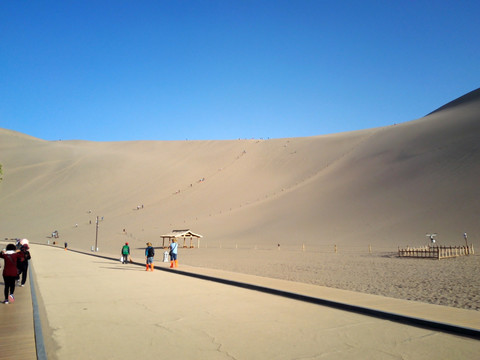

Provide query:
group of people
left=120, top=239, right=178, bottom=270
left=1, top=242, right=31, bottom=304
left=3, top=237, right=180, bottom=305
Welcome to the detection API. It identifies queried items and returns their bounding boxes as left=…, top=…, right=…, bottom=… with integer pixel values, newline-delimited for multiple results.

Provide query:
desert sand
left=1, top=89, right=480, bottom=357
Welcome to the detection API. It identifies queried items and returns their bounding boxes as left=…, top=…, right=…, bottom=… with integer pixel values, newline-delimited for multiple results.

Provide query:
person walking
left=1, top=244, right=25, bottom=304
left=17, top=244, right=31, bottom=287
left=121, top=242, right=130, bottom=264
left=145, top=242, right=155, bottom=271
left=169, top=238, right=178, bottom=268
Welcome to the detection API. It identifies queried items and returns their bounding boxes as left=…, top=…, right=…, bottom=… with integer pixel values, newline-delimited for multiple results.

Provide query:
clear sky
left=1, top=1, right=479, bottom=141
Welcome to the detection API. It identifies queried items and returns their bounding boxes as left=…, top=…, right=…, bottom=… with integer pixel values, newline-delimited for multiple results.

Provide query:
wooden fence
left=398, top=245, right=475, bottom=259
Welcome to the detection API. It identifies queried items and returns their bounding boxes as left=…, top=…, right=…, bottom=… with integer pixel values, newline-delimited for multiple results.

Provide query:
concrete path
left=4, top=244, right=480, bottom=359
left=176, top=263, right=480, bottom=336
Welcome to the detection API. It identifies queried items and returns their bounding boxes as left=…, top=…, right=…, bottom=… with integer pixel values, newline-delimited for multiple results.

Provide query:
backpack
left=147, top=247, right=154, bottom=257
left=122, top=245, right=129, bottom=255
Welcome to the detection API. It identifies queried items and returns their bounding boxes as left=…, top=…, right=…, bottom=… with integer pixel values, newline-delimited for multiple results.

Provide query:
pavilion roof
left=160, top=229, right=203, bottom=238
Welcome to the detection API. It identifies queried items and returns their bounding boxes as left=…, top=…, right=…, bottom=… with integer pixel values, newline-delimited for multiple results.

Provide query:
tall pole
left=95, top=216, right=99, bottom=251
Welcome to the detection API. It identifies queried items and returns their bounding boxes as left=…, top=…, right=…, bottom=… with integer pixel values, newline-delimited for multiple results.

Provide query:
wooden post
left=302, top=243, right=305, bottom=252
left=334, top=244, right=337, bottom=253
left=368, top=244, right=372, bottom=254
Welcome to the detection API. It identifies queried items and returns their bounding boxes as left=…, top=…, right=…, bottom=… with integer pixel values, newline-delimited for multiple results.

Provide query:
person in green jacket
left=121, top=242, right=130, bottom=264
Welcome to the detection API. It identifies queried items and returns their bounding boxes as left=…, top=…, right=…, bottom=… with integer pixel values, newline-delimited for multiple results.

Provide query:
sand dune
left=1, top=88, right=479, bottom=309
left=2, top=89, right=479, bottom=248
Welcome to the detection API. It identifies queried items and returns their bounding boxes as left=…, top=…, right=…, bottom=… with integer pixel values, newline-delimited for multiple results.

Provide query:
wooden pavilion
left=160, top=229, right=203, bottom=248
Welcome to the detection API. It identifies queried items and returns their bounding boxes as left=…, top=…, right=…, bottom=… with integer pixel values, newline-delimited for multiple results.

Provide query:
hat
left=125, top=242, right=129, bottom=245
left=146, top=242, right=152, bottom=246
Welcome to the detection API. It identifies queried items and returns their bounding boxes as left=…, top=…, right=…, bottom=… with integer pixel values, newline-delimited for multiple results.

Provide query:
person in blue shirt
left=169, top=239, right=178, bottom=268
left=145, top=242, right=155, bottom=271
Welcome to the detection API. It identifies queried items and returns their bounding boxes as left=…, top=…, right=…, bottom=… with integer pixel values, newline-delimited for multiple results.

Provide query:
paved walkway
left=1, top=243, right=479, bottom=359
left=80, top=245, right=480, bottom=337
left=174, top=264, right=480, bottom=337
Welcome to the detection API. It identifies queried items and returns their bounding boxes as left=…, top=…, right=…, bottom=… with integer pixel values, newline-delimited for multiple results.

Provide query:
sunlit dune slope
left=1, top=89, right=479, bottom=253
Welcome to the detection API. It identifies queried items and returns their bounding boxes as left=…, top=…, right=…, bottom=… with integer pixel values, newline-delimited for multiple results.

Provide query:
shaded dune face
left=0, top=89, right=479, bottom=252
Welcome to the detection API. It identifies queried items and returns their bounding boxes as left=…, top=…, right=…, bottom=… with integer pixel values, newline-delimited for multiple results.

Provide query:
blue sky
left=1, top=1, right=479, bottom=141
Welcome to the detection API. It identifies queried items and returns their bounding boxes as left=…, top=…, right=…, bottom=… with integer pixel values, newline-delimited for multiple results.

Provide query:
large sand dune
left=1, top=88, right=479, bottom=309
left=2, top=89, right=479, bottom=249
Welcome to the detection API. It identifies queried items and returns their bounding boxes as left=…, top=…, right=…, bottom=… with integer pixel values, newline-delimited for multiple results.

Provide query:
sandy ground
left=27, top=244, right=480, bottom=360
left=177, top=248, right=480, bottom=311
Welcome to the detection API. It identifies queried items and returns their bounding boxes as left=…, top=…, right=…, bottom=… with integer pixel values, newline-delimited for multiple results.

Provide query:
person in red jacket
left=1, top=244, right=25, bottom=304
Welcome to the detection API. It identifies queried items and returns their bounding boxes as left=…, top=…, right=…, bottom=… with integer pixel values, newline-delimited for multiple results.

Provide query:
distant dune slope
left=1, top=89, right=479, bottom=252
